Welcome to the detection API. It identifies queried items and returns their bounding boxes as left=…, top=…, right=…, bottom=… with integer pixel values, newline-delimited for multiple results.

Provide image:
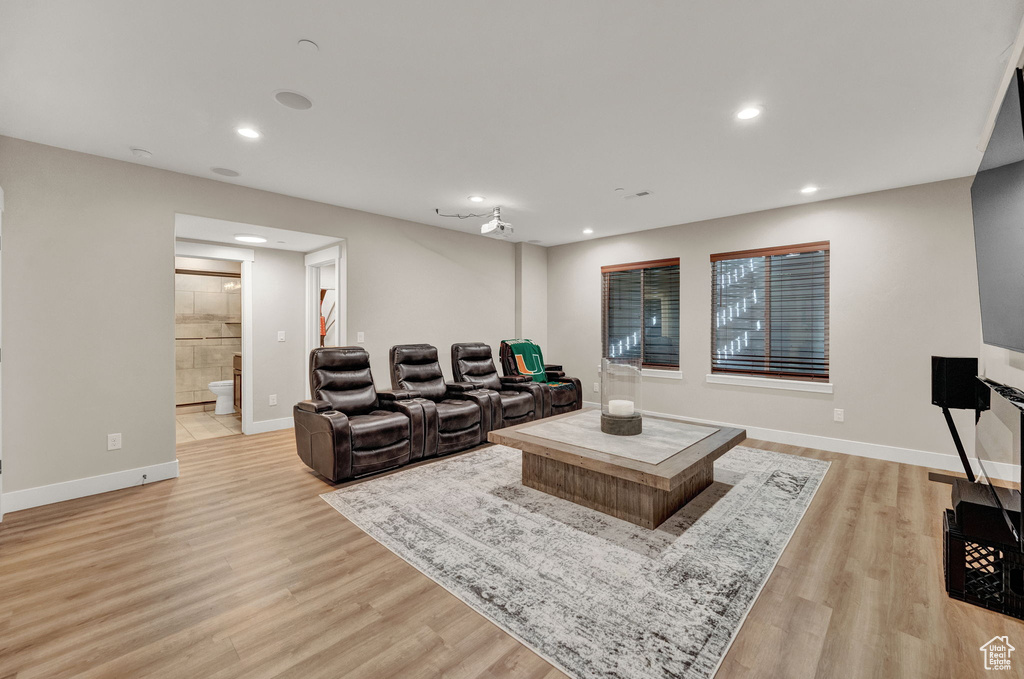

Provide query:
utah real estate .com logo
left=980, top=636, right=1015, bottom=671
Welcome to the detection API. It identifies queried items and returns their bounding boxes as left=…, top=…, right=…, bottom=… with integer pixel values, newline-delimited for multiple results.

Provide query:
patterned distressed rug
left=322, top=444, right=829, bottom=679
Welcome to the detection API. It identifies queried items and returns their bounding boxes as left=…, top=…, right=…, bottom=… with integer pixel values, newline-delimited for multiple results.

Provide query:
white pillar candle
left=608, top=399, right=635, bottom=416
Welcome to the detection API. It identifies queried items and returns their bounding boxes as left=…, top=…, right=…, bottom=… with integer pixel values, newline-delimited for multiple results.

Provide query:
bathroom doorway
left=174, top=257, right=243, bottom=443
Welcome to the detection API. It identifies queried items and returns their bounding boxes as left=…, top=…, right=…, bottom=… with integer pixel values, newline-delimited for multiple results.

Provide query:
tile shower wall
left=175, top=273, right=241, bottom=404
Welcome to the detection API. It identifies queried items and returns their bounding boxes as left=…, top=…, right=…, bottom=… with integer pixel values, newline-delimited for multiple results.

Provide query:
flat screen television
left=973, top=68, right=1024, bottom=353
left=971, top=70, right=1024, bottom=547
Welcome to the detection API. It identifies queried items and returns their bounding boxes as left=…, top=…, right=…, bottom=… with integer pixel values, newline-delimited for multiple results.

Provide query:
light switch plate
left=357, top=331, right=365, bottom=343
left=277, top=331, right=286, bottom=342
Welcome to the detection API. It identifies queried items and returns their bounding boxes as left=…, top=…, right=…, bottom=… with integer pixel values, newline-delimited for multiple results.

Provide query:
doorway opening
left=174, top=257, right=243, bottom=443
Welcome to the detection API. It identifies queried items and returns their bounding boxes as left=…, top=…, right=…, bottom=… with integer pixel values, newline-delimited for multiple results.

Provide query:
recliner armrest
left=544, top=363, right=563, bottom=372
left=378, top=389, right=421, bottom=401
left=545, top=370, right=566, bottom=380
left=446, top=381, right=480, bottom=393
left=297, top=399, right=333, bottom=413
left=378, top=398, right=427, bottom=461
left=293, top=405, right=352, bottom=482
left=500, top=375, right=531, bottom=384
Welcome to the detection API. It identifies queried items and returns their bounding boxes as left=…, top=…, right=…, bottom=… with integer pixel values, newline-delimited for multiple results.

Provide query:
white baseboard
left=246, top=416, right=294, bottom=435
left=581, top=401, right=1019, bottom=482
left=2, top=459, right=180, bottom=514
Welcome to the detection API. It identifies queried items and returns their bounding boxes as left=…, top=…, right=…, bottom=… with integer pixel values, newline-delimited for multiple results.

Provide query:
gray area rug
left=322, top=445, right=829, bottom=679
left=517, top=409, right=720, bottom=464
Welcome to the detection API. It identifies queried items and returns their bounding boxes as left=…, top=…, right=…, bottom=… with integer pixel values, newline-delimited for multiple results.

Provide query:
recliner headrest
left=391, top=344, right=438, bottom=365
left=311, top=346, right=370, bottom=372
left=453, top=342, right=493, bottom=361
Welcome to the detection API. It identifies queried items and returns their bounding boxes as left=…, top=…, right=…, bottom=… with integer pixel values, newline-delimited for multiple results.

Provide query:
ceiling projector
left=481, top=207, right=513, bottom=239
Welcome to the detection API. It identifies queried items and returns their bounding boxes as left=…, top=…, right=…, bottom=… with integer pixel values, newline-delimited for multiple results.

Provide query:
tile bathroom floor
left=175, top=404, right=242, bottom=443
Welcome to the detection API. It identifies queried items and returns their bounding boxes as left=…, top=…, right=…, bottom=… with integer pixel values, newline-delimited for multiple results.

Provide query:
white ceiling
left=175, top=214, right=342, bottom=252
left=2, top=0, right=1022, bottom=246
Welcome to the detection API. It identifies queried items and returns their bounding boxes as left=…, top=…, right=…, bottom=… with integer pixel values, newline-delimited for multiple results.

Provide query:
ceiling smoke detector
left=481, top=206, right=513, bottom=239
left=623, top=190, right=652, bottom=200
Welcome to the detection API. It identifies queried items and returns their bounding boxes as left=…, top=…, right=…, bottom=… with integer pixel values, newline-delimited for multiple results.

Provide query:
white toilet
left=208, top=380, right=235, bottom=415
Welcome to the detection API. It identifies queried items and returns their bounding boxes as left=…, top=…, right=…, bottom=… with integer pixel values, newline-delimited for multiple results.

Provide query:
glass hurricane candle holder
left=601, top=357, right=643, bottom=436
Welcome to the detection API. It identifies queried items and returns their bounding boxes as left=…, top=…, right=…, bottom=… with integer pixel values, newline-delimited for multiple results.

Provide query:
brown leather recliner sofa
left=389, top=344, right=494, bottom=456
left=451, top=342, right=540, bottom=428
left=293, top=347, right=428, bottom=483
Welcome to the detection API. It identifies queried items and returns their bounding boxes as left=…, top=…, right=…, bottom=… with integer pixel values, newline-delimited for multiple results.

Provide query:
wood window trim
left=709, top=241, right=829, bottom=263
left=601, top=257, right=680, bottom=273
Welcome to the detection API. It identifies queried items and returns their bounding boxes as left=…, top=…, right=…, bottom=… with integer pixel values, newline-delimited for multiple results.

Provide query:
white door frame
left=304, top=243, right=346, bottom=398
left=174, top=241, right=257, bottom=434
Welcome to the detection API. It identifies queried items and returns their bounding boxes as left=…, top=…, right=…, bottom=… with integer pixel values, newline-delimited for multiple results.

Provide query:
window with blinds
left=602, top=258, right=680, bottom=368
left=710, top=242, right=829, bottom=380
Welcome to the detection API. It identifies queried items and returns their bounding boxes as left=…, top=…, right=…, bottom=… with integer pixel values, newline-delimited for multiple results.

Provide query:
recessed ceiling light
left=234, top=234, right=267, bottom=243
left=297, top=39, right=319, bottom=54
left=211, top=167, right=240, bottom=177
left=275, top=91, right=313, bottom=110
left=130, top=147, right=152, bottom=159
left=583, top=228, right=594, bottom=235
left=736, top=106, right=763, bottom=120
left=468, top=195, right=485, bottom=203
left=236, top=127, right=261, bottom=139
left=800, top=185, right=819, bottom=194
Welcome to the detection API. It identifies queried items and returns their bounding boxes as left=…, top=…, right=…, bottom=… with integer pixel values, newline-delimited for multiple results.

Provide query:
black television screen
left=972, top=68, right=1024, bottom=353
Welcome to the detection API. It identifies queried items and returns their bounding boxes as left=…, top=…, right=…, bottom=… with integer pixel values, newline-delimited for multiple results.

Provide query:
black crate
left=944, top=509, right=1024, bottom=620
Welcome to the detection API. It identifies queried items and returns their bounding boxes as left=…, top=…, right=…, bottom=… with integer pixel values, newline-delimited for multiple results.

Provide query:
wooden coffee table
left=488, top=408, right=746, bottom=529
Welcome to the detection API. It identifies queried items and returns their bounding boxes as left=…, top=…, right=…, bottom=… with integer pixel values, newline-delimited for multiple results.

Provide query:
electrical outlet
left=357, top=331, right=365, bottom=343
left=593, top=382, right=600, bottom=393
left=269, top=394, right=278, bottom=406
left=277, top=331, right=286, bottom=342
left=833, top=408, right=844, bottom=423
left=107, top=433, right=122, bottom=451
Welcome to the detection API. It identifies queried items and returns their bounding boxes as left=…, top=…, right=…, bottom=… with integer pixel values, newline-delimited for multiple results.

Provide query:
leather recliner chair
left=389, top=344, right=493, bottom=456
left=451, top=342, right=540, bottom=428
left=499, top=339, right=583, bottom=417
left=293, top=347, right=427, bottom=483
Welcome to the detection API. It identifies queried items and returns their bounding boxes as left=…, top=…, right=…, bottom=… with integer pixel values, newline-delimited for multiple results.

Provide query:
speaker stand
left=942, top=406, right=976, bottom=483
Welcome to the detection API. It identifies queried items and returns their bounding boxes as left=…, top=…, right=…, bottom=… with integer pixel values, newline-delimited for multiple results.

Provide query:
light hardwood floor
left=1, top=431, right=1022, bottom=678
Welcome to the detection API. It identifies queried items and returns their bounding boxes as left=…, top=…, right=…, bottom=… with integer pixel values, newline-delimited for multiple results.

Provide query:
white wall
left=0, top=135, right=515, bottom=501
left=515, top=242, right=548, bottom=350
left=547, top=177, right=983, bottom=462
left=251, top=247, right=306, bottom=423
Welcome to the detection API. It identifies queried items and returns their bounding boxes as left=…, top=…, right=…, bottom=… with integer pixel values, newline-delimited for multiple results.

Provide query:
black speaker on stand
left=931, top=356, right=987, bottom=482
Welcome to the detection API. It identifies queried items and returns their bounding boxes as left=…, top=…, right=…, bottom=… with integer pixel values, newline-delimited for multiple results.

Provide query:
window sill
left=598, top=364, right=683, bottom=380
left=705, top=373, right=833, bottom=394
left=642, top=368, right=682, bottom=379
